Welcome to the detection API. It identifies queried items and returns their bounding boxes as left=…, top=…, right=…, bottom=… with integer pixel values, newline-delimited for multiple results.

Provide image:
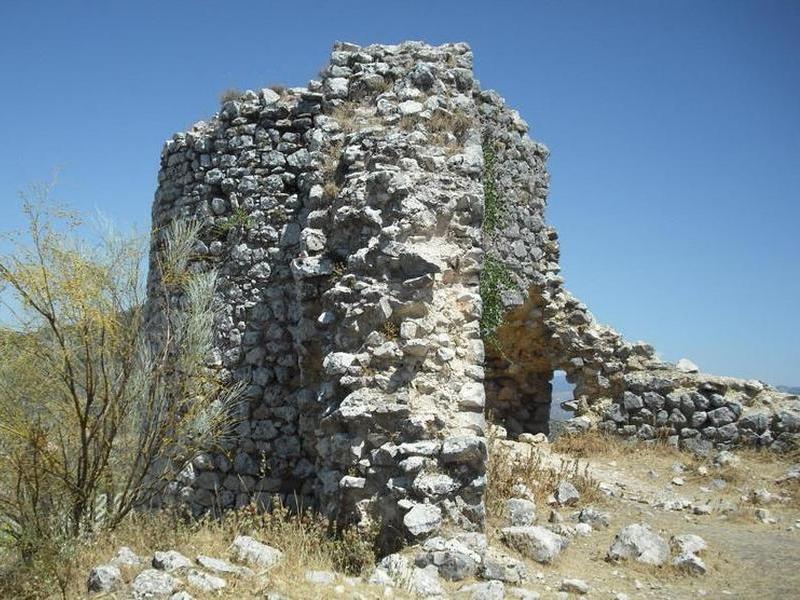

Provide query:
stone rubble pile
left=87, top=536, right=282, bottom=598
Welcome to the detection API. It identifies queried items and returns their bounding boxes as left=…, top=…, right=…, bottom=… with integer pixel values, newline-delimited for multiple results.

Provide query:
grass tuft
left=0, top=502, right=378, bottom=599
left=486, top=436, right=603, bottom=521
left=220, top=88, right=243, bottom=103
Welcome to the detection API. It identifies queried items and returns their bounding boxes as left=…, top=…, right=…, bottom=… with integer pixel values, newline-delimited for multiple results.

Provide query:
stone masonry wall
left=148, top=42, right=489, bottom=548
left=473, top=78, right=799, bottom=454
left=146, top=41, right=800, bottom=546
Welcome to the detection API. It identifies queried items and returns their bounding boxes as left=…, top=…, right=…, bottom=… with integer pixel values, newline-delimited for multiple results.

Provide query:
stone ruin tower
left=147, top=41, right=799, bottom=545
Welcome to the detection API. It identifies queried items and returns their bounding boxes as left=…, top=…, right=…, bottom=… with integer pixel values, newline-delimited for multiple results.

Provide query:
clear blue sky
left=1, top=1, right=798, bottom=385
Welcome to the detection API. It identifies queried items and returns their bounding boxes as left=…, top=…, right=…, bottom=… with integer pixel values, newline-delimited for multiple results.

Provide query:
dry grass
left=554, top=430, right=800, bottom=509
left=551, top=430, right=629, bottom=458
left=219, top=88, right=243, bottom=103
left=370, top=77, right=393, bottom=94
left=331, top=261, right=347, bottom=280
left=428, top=109, right=472, bottom=141
left=330, top=105, right=361, bottom=134
left=552, top=430, right=703, bottom=468
left=485, top=437, right=603, bottom=521
left=321, top=141, right=342, bottom=201
left=381, top=321, right=398, bottom=341
left=779, top=479, right=800, bottom=509
left=398, top=109, right=473, bottom=150
left=323, top=180, right=340, bottom=200
left=352, top=76, right=393, bottom=96
left=0, top=503, right=378, bottom=600
left=398, top=115, right=417, bottom=132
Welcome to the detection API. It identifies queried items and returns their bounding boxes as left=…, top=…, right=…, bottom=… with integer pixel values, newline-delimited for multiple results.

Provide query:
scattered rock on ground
left=111, top=546, right=142, bottom=567
left=507, top=498, right=537, bottom=526
left=230, top=535, right=283, bottom=568
left=415, top=536, right=481, bottom=580
left=672, top=552, right=707, bottom=575
left=577, top=506, right=609, bottom=528
left=87, top=564, right=122, bottom=593
left=672, top=534, right=707, bottom=556
left=481, top=548, right=529, bottom=584
left=305, top=570, right=336, bottom=584
left=508, top=588, right=541, bottom=599
left=186, top=569, right=226, bottom=592
left=555, top=480, right=580, bottom=506
left=560, top=578, right=590, bottom=594
left=152, top=551, right=192, bottom=572
left=131, top=569, right=181, bottom=599
left=196, top=554, right=250, bottom=576
left=409, top=564, right=445, bottom=596
left=607, top=523, right=669, bottom=566
left=500, top=526, right=569, bottom=563
left=459, top=580, right=505, bottom=599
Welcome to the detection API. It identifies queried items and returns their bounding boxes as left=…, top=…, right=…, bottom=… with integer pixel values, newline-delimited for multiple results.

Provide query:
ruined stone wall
left=473, top=85, right=799, bottom=453
left=147, top=41, right=799, bottom=545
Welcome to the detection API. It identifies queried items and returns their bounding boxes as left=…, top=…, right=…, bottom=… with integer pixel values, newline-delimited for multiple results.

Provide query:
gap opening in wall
left=549, top=369, right=576, bottom=439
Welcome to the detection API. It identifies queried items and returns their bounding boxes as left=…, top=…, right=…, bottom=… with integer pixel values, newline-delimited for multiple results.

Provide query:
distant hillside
left=778, top=385, right=800, bottom=395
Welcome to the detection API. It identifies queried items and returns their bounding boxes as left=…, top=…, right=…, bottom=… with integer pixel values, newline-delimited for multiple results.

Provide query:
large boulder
left=607, top=523, right=669, bottom=566
left=131, top=569, right=181, bottom=599
left=506, top=498, right=536, bottom=526
left=481, top=548, right=529, bottom=583
left=404, top=503, right=443, bottom=537
left=152, top=550, right=192, bottom=572
left=230, top=536, right=283, bottom=568
left=500, top=526, right=568, bottom=564
left=87, top=564, right=121, bottom=593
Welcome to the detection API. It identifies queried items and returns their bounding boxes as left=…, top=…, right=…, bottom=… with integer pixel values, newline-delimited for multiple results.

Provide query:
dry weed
left=486, top=437, right=603, bottom=521
left=428, top=109, right=472, bottom=141
left=219, top=88, right=243, bottom=103
left=552, top=430, right=704, bottom=470
left=381, top=321, right=398, bottom=341
left=398, top=115, right=417, bottom=131
left=0, top=503, right=378, bottom=600
left=331, top=105, right=359, bottom=134
left=323, top=180, right=340, bottom=200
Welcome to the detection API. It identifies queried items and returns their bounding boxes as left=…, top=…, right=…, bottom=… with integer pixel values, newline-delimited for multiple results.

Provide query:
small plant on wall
left=482, top=140, right=504, bottom=232
left=479, top=253, right=514, bottom=347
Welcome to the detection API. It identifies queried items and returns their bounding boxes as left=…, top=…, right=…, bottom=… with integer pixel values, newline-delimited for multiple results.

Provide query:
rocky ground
left=81, top=432, right=800, bottom=599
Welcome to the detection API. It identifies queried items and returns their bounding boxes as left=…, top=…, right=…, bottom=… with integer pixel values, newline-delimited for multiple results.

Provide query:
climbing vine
left=482, top=141, right=504, bottom=232
left=479, top=253, right=514, bottom=347
left=481, top=136, right=512, bottom=348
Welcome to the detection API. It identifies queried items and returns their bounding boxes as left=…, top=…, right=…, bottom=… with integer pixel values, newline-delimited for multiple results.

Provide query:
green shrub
left=0, top=188, right=241, bottom=595
left=213, top=206, right=252, bottom=236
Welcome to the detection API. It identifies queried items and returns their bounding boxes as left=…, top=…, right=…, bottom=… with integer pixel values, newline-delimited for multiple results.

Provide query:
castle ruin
left=147, top=42, right=799, bottom=546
